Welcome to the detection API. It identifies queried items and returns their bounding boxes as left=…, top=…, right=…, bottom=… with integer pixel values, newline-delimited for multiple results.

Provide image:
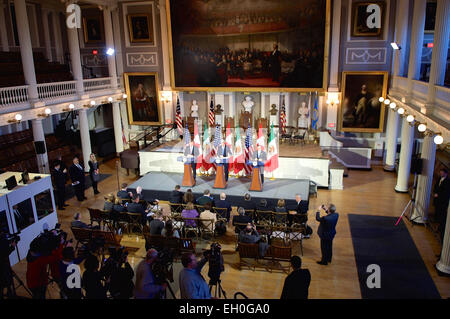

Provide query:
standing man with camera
left=179, top=252, right=211, bottom=299
left=316, top=204, right=339, bottom=266
left=0, top=232, right=18, bottom=298
left=134, top=249, right=167, bottom=299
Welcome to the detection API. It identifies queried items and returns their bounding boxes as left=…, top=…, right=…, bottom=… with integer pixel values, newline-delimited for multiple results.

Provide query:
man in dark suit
left=196, top=189, right=214, bottom=206
left=69, top=156, right=86, bottom=202
left=241, top=193, right=256, bottom=215
left=269, top=43, right=281, bottom=82
left=117, top=183, right=132, bottom=199
left=184, top=141, right=200, bottom=181
left=433, top=168, right=450, bottom=240
left=52, top=161, right=68, bottom=210
left=232, top=207, right=252, bottom=233
left=316, top=204, right=339, bottom=265
left=216, top=193, right=232, bottom=222
left=287, top=194, right=308, bottom=226
left=169, top=185, right=184, bottom=204
left=281, top=256, right=311, bottom=299
left=126, top=195, right=147, bottom=225
left=251, top=145, right=267, bottom=184
left=217, top=139, right=233, bottom=182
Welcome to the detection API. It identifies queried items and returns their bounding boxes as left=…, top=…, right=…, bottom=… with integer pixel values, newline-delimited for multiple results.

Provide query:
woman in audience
left=181, top=202, right=198, bottom=227
left=274, top=199, right=287, bottom=224
left=200, top=202, right=217, bottom=232
left=82, top=254, right=106, bottom=299
left=161, top=220, right=180, bottom=238
left=183, top=189, right=195, bottom=204
left=88, top=153, right=100, bottom=195
left=103, top=193, right=115, bottom=212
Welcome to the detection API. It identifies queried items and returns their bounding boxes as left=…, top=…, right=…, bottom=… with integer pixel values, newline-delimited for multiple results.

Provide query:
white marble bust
left=242, top=96, right=254, bottom=113
left=298, top=101, right=309, bottom=128
left=191, top=100, right=199, bottom=118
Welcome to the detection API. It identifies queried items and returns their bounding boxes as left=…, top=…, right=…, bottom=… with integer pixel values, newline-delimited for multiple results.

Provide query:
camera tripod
left=161, top=280, right=176, bottom=299
left=1, top=269, right=32, bottom=299
left=395, top=173, right=428, bottom=226
left=209, top=279, right=227, bottom=299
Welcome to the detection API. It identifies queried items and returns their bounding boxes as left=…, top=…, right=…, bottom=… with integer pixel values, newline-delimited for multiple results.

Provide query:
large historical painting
left=340, top=71, right=388, bottom=133
left=167, top=0, right=329, bottom=91
left=124, top=73, right=162, bottom=125
left=351, top=1, right=385, bottom=37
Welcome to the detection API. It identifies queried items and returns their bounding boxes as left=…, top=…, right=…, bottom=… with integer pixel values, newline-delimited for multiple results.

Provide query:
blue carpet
left=348, top=214, right=441, bottom=299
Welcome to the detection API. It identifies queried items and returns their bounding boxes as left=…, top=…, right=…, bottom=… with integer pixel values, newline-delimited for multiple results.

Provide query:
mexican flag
left=193, top=120, right=203, bottom=169
left=233, top=124, right=245, bottom=174
left=256, top=123, right=265, bottom=150
left=225, top=122, right=233, bottom=171
left=265, top=123, right=279, bottom=172
left=202, top=123, right=213, bottom=171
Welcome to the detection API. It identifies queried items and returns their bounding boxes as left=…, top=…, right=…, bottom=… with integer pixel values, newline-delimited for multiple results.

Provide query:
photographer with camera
left=239, top=223, right=269, bottom=257
left=179, top=252, right=211, bottom=299
left=316, top=204, right=339, bottom=266
left=101, top=247, right=134, bottom=299
left=134, top=249, right=167, bottom=299
left=0, top=231, right=19, bottom=298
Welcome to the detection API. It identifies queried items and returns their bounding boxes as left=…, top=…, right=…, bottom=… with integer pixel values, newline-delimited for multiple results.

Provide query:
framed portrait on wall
left=82, top=16, right=104, bottom=44
left=351, top=1, right=385, bottom=37
left=339, top=71, right=388, bottom=133
left=124, top=72, right=163, bottom=126
left=127, top=13, right=154, bottom=44
left=166, top=0, right=330, bottom=91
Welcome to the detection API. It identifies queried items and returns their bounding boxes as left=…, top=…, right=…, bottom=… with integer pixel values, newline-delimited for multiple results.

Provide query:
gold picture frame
left=82, top=16, right=104, bottom=44
left=165, top=0, right=331, bottom=92
left=124, top=72, right=163, bottom=126
left=339, top=71, right=388, bottom=133
left=127, top=13, right=154, bottom=44
left=352, top=1, right=385, bottom=37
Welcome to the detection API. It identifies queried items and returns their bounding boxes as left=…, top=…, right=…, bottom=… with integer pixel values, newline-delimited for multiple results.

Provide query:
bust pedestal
left=239, top=111, right=252, bottom=129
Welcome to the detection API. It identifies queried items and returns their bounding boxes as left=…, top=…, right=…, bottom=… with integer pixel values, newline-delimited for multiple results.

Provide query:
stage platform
left=128, top=172, right=310, bottom=209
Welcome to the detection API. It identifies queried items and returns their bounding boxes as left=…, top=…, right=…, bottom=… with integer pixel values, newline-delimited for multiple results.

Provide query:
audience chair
left=88, top=208, right=103, bottom=228
left=293, top=129, right=307, bottom=145
left=127, top=212, right=143, bottom=234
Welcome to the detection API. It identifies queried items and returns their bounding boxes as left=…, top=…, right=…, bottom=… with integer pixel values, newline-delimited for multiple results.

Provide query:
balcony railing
left=0, top=77, right=118, bottom=110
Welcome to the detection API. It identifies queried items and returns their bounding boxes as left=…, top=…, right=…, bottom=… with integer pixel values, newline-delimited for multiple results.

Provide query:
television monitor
left=5, top=176, right=17, bottom=190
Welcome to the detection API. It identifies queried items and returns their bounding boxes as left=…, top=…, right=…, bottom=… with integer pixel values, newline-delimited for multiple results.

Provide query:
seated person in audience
left=241, top=193, right=257, bottom=214
left=256, top=198, right=270, bottom=211
left=104, top=193, right=115, bottom=212
left=232, top=207, right=252, bottom=233
left=71, top=213, right=89, bottom=229
left=181, top=202, right=198, bottom=228
left=196, top=189, right=215, bottom=207
left=113, top=198, right=127, bottom=213
left=238, top=223, right=269, bottom=257
left=274, top=199, right=287, bottom=224
left=287, top=194, right=308, bottom=226
left=200, top=202, right=217, bottom=232
left=161, top=220, right=180, bottom=238
left=117, top=183, right=132, bottom=200
left=183, top=189, right=195, bottom=204
left=170, top=185, right=184, bottom=204
left=215, top=192, right=232, bottom=222
left=149, top=210, right=165, bottom=235
left=127, top=195, right=148, bottom=225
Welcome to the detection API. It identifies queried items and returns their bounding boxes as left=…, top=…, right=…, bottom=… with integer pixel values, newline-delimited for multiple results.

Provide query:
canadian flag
left=233, top=124, right=245, bottom=174
left=256, top=123, right=265, bottom=150
left=225, top=122, right=233, bottom=171
left=202, top=123, right=213, bottom=171
left=265, top=123, right=279, bottom=172
left=193, top=120, right=203, bottom=169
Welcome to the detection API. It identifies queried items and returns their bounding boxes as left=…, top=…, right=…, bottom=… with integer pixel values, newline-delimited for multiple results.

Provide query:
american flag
left=211, top=124, right=222, bottom=170
left=175, top=96, right=183, bottom=135
left=184, top=124, right=191, bottom=145
left=244, top=123, right=254, bottom=175
left=209, top=99, right=215, bottom=127
left=280, top=97, right=286, bottom=134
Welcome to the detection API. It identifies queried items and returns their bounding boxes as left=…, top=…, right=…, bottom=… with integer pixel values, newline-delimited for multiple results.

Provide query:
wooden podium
left=248, top=160, right=264, bottom=191
left=213, top=158, right=228, bottom=189
left=178, top=156, right=196, bottom=187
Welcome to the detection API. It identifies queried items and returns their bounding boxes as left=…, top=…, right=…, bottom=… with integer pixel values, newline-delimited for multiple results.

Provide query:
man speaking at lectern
left=184, top=141, right=200, bottom=181
left=252, top=144, right=267, bottom=184
left=217, top=139, right=233, bottom=182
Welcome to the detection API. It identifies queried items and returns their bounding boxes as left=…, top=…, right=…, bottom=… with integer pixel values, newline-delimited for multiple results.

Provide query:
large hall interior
left=0, top=0, right=449, bottom=301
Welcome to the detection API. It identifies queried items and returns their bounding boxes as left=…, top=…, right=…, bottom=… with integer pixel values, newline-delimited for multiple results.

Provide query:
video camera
left=29, top=224, right=68, bottom=256
left=152, top=248, right=175, bottom=285
left=204, top=242, right=224, bottom=285
left=0, top=231, right=20, bottom=260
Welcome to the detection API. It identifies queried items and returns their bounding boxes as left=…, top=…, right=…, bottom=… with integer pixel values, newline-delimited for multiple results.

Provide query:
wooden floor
left=10, top=157, right=450, bottom=299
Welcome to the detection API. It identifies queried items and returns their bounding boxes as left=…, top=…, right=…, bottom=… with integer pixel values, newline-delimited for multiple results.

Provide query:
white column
left=159, top=1, right=171, bottom=90
left=112, top=102, right=124, bottom=154
left=103, top=7, right=117, bottom=88
left=51, top=10, right=64, bottom=63
left=395, top=118, right=414, bottom=192
left=0, top=3, right=9, bottom=51
left=14, top=0, right=38, bottom=102
left=112, top=7, right=123, bottom=80
left=328, top=0, right=341, bottom=90
left=436, top=205, right=450, bottom=275
left=392, top=0, right=410, bottom=77
left=66, top=11, right=84, bottom=96
left=229, top=93, right=235, bottom=118
left=406, top=0, right=427, bottom=96
left=425, top=0, right=450, bottom=112
left=261, top=93, right=266, bottom=118
left=411, top=134, right=436, bottom=223
left=41, top=8, right=52, bottom=61
left=384, top=109, right=400, bottom=171
left=78, top=109, right=92, bottom=172
left=283, top=93, right=289, bottom=127
left=119, top=101, right=130, bottom=149
left=32, top=119, right=49, bottom=174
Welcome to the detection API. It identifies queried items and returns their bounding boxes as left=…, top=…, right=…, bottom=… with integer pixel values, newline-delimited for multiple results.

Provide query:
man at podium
left=217, top=139, right=233, bottom=181
left=184, top=141, right=200, bottom=181
left=251, top=144, right=267, bottom=184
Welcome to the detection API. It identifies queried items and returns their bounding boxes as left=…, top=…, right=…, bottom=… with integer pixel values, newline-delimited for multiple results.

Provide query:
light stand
left=395, top=173, right=418, bottom=226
